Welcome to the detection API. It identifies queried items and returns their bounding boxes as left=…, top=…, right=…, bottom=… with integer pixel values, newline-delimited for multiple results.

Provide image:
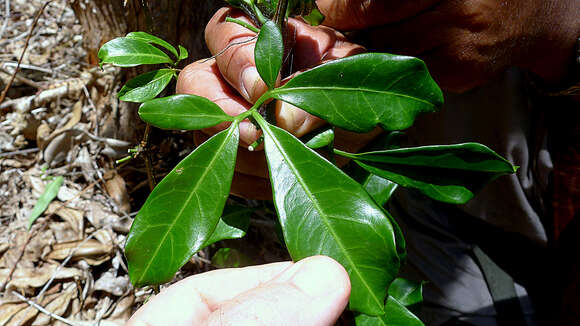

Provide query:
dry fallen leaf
left=108, top=295, right=134, bottom=320
left=0, top=302, right=28, bottom=325
left=47, top=229, right=114, bottom=265
left=32, top=283, right=76, bottom=326
left=0, top=264, right=82, bottom=290
left=104, top=171, right=131, bottom=214
left=94, top=270, right=130, bottom=296
left=46, top=203, right=84, bottom=240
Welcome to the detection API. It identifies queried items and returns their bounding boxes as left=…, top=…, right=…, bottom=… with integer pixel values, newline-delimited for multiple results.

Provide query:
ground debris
left=0, top=1, right=147, bottom=325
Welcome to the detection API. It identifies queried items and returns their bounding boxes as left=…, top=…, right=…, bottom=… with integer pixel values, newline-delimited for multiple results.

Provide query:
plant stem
left=225, top=17, right=260, bottom=33
left=248, top=2, right=267, bottom=25
left=234, top=92, right=271, bottom=122
left=333, top=148, right=354, bottom=158
left=273, top=0, right=289, bottom=31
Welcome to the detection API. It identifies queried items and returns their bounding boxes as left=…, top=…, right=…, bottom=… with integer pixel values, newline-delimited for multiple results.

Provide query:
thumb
left=203, top=256, right=351, bottom=326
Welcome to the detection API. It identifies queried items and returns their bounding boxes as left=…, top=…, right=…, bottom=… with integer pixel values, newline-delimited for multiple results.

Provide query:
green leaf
left=388, top=278, right=424, bottom=307
left=118, top=69, right=174, bottom=102
left=203, top=206, right=252, bottom=247
left=268, top=53, right=443, bottom=133
left=355, top=296, right=424, bottom=326
left=255, top=20, right=283, bottom=89
left=125, top=126, right=240, bottom=287
left=138, top=94, right=234, bottom=130
left=212, top=248, right=252, bottom=268
left=290, top=0, right=324, bottom=25
left=27, top=176, right=64, bottom=229
left=304, top=128, right=334, bottom=149
left=258, top=118, right=399, bottom=315
left=126, top=31, right=179, bottom=59
left=339, top=143, right=517, bottom=204
left=98, top=38, right=173, bottom=67
left=362, top=173, right=398, bottom=207
left=178, top=45, right=189, bottom=62
left=302, top=7, right=324, bottom=25
left=351, top=168, right=406, bottom=262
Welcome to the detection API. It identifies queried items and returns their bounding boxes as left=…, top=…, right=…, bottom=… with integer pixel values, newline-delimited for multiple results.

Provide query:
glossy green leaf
left=203, top=206, right=252, bottom=247
left=27, top=176, right=64, bottom=229
left=305, top=128, right=334, bottom=149
left=258, top=118, right=399, bottom=315
left=126, top=31, right=179, bottom=59
left=138, top=94, right=234, bottom=130
left=268, top=53, right=443, bottom=132
left=212, top=248, right=252, bottom=268
left=363, top=173, right=398, bottom=207
left=290, top=0, right=324, bottom=25
left=118, top=69, right=174, bottom=102
left=349, top=165, right=405, bottom=261
left=125, top=126, right=240, bottom=287
left=255, top=20, right=283, bottom=89
left=301, top=7, right=324, bottom=25
left=98, top=38, right=173, bottom=67
left=388, top=278, right=424, bottom=307
left=339, top=143, right=517, bottom=204
left=178, top=45, right=189, bottom=62
left=355, top=296, right=424, bottom=326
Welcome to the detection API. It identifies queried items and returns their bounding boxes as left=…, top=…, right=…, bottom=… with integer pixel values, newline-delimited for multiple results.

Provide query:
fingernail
left=276, top=101, right=299, bottom=132
left=241, top=66, right=261, bottom=102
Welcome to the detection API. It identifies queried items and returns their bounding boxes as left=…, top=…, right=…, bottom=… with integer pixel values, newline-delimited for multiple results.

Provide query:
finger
left=205, top=7, right=267, bottom=103
left=290, top=19, right=366, bottom=71
left=204, top=256, right=350, bottom=326
left=205, top=9, right=365, bottom=102
left=276, top=101, right=327, bottom=138
left=126, top=261, right=293, bottom=326
left=316, top=0, right=442, bottom=30
left=177, top=59, right=261, bottom=147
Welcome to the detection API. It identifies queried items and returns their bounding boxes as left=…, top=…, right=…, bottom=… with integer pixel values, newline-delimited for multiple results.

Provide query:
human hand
left=317, top=0, right=580, bottom=91
left=177, top=7, right=379, bottom=199
left=126, top=256, right=350, bottom=326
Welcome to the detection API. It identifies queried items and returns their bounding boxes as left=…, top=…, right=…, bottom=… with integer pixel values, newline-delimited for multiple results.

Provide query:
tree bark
left=68, top=0, right=222, bottom=140
left=69, top=0, right=221, bottom=64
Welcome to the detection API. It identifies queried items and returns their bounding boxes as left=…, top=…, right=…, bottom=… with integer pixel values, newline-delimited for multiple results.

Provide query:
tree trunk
left=68, top=0, right=222, bottom=140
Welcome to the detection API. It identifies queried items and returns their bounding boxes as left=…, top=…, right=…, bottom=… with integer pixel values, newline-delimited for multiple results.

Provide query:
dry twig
left=0, top=1, right=52, bottom=105
left=11, top=290, right=80, bottom=326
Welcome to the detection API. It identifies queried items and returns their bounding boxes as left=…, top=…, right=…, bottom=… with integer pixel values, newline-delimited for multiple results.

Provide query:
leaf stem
left=333, top=148, right=353, bottom=158
left=249, top=2, right=268, bottom=25
left=234, top=92, right=271, bottom=122
left=225, top=17, right=260, bottom=33
left=273, top=0, right=289, bottom=31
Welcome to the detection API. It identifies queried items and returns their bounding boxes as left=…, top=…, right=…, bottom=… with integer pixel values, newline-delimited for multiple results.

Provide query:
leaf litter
left=0, top=1, right=144, bottom=324
left=0, top=1, right=290, bottom=324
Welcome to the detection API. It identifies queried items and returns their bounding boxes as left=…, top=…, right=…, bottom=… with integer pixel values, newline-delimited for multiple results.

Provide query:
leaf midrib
left=141, top=112, right=231, bottom=119
left=123, top=71, right=173, bottom=95
left=354, top=156, right=511, bottom=173
left=272, top=86, right=437, bottom=107
left=262, top=124, right=385, bottom=312
left=135, top=127, right=236, bottom=285
left=107, top=53, right=171, bottom=60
